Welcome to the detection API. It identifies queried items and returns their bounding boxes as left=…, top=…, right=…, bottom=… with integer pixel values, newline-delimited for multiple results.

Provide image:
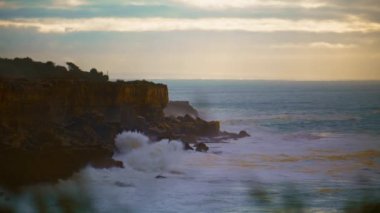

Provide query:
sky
left=0, top=0, right=380, bottom=80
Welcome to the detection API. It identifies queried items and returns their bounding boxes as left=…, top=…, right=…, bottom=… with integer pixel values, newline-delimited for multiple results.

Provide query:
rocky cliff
left=0, top=79, right=169, bottom=188
left=164, top=101, right=199, bottom=118
left=0, top=58, right=247, bottom=189
left=0, top=58, right=170, bottom=188
left=0, top=79, right=168, bottom=150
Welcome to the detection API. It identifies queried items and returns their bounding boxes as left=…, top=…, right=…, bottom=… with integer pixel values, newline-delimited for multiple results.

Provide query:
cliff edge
left=0, top=58, right=169, bottom=187
left=0, top=57, right=248, bottom=188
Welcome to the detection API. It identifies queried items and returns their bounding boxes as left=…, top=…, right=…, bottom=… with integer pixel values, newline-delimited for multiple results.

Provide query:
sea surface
left=2, top=80, right=380, bottom=212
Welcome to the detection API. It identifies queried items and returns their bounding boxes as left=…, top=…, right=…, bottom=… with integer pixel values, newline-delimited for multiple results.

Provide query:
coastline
left=0, top=57, right=248, bottom=189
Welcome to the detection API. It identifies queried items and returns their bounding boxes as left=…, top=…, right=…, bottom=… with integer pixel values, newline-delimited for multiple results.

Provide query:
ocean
left=2, top=80, right=380, bottom=212
left=164, top=80, right=380, bottom=136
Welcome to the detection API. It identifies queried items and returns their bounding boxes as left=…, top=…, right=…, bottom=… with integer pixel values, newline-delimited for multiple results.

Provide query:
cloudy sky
left=1, top=0, right=380, bottom=80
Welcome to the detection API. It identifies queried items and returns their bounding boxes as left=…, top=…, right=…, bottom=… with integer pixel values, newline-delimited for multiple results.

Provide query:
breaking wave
left=113, top=131, right=184, bottom=172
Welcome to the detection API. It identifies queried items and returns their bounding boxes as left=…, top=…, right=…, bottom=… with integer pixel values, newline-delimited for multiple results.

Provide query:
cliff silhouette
left=0, top=58, right=169, bottom=188
left=0, top=57, right=108, bottom=81
left=0, top=57, right=246, bottom=189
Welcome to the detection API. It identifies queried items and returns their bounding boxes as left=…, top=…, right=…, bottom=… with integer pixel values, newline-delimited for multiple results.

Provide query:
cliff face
left=164, top=101, right=199, bottom=118
left=0, top=80, right=167, bottom=118
left=0, top=79, right=168, bottom=188
left=0, top=58, right=227, bottom=188
left=0, top=79, right=168, bottom=149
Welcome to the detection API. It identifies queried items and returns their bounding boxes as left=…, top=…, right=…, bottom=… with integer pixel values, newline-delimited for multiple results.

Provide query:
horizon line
left=110, top=78, right=380, bottom=82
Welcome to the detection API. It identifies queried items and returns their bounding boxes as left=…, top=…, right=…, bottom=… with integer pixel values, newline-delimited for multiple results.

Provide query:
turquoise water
left=163, top=80, right=380, bottom=135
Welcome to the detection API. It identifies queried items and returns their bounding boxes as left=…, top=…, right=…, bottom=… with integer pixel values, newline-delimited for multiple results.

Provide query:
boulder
left=195, top=143, right=209, bottom=152
left=238, top=130, right=250, bottom=138
left=164, top=101, right=199, bottom=118
left=182, top=142, right=194, bottom=151
left=201, top=121, right=220, bottom=136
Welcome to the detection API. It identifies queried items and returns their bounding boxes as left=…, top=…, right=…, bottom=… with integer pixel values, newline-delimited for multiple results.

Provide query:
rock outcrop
left=0, top=58, right=169, bottom=188
left=0, top=57, right=249, bottom=189
left=0, top=79, right=168, bottom=151
left=164, top=101, right=199, bottom=118
left=0, top=79, right=168, bottom=188
left=195, top=143, right=209, bottom=152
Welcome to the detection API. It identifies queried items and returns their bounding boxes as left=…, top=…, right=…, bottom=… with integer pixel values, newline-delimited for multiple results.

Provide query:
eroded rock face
left=144, top=115, right=221, bottom=142
left=0, top=57, right=249, bottom=188
left=238, top=130, right=250, bottom=138
left=0, top=80, right=168, bottom=150
left=0, top=79, right=168, bottom=189
left=164, top=101, right=199, bottom=118
left=0, top=80, right=168, bottom=129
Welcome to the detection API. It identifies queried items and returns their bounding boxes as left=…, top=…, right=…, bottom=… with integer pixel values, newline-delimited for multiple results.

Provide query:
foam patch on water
left=114, top=131, right=184, bottom=172
left=282, top=132, right=334, bottom=141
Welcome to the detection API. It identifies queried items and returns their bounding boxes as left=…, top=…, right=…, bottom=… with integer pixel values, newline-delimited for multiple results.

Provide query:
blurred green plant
left=247, top=179, right=380, bottom=213
left=0, top=177, right=95, bottom=213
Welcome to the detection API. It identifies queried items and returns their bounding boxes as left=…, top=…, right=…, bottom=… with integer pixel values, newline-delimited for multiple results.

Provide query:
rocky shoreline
left=0, top=58, right=249, bottom=189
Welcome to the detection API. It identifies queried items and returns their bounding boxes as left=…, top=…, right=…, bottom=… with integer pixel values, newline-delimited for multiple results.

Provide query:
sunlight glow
left=1, top=17, right=379, bottom=33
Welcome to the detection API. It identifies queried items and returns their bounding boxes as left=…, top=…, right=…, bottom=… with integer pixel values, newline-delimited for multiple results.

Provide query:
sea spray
left=114, top=131, right=184, bottom=172
left=114, top=131, right=150, bottom=154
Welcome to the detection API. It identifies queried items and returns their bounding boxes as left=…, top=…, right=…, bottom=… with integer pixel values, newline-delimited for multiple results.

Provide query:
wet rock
left=217, top=130, right=249, bottom=141
left=195, top=143, right=209, bottom=152
left=0, top=148, right=113, bottom=189
left=182, top=142, right=194, bottom=151
left=238, top=130, right=250, bottom=138
left=182, top=114, right=195, bottom=122
left=90, top=159, right=124, bottom=169
left=201, top=121, right=220, bottom=136
left=180, top=135, right=197, bottom=144
left=0, top=57, right=255, bottom=189
left=164, top=101, right=199, bottom=118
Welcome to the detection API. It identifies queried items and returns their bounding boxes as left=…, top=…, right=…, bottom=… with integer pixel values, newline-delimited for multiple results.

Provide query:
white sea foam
left=282, top=132, right=334, bottom=141
left=114, top=131, right=149, bottom=154
left=114, top=131, right=184, bottom=172
left=3, top=130, right=380, bottom=212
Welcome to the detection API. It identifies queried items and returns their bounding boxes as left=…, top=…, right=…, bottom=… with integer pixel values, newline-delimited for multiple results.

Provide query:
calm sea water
left=2, top=80, right=380, bottom=212
left=163, top=80, right=380, bottom=136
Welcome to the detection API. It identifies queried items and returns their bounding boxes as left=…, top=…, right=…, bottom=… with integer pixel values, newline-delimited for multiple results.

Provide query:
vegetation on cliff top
left=0, top=57, right=108, bottom=81
left=0, top=57, right=169, bottom=188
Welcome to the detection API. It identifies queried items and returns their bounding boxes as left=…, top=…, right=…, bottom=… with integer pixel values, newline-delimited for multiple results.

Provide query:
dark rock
left=201, top=121, right=220, bottom=136
left=172, top=116, right=221, bottom=137
left=135, top=116, right=148, bottom=130
left=164, top=101, right=199, bottom=118
left=180, top=135, right=197, bottom=144
left=182, top=142, right=194, bottom=151
left=195, top=143, right=209, bottom=152
left=215, top=130, right=250, bottom=141
left=0, top=148, right=113, bottom=190
left=0, top=57, right=254, bottom=189
left=90, top=159, right=124, bottom=169
left=155, top=175, right=166, bottom=179
left=148, top=127, right=167, bottom=139
left=182, top=114, right=195, bottom=122
left=238, top=130, right=250, bottom=138
left=0, top=58, right=169, bottom=189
